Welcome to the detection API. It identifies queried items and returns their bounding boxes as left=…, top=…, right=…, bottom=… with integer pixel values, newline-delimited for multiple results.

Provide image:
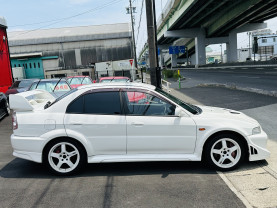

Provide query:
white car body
left=10, top=83, right=270, bottom=174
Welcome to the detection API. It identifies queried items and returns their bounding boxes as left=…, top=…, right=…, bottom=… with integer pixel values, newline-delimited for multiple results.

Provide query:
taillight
left=12, top=112, right=18, bottom=130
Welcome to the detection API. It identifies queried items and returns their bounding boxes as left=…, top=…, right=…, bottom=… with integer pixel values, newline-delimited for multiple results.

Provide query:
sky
left=1, top=0, right=277, bottom=55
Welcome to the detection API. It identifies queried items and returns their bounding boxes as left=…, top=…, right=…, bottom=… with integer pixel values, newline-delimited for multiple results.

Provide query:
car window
left=66, top=95, right=84, bottom=114
left=83, top=77, right=92, bottom=85
left=32, top=80, right=70, bottom=92
left=12, top=80, right=34, bottom=88
left=123, top=91, right=176, bottom=116
left=155, top=88, right=200, bottom=115
left=84, top=91, right=121, bottom=115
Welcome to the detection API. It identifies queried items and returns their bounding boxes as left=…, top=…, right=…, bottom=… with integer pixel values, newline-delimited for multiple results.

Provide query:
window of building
left=25, top=64, right=28, bottom=69
left=14, top=64, right=16, bottom=67
left=273, top=38, right=276, bottom=42
left=38, top=62, right=40, bottom=68
left=262, top=39, right=267, bottom=43
left=34, top=63, right=36, bottom=68
left=29, top=63, right=32, bottom=68
left=19, top=64, right=21, bottom=67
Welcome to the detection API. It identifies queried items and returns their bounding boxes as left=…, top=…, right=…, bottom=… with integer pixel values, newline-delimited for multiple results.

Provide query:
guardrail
left=161, top=79, right=171, bottom=92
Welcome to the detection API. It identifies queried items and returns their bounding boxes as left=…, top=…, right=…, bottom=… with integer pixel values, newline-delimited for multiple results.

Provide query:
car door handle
left=131, top=122, right=144, bottom=126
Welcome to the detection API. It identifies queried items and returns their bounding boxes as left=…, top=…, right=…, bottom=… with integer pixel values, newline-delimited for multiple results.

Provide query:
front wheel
left=44, top=139, right=85, bottom=175
left=204, top=134, right=246, bottom=171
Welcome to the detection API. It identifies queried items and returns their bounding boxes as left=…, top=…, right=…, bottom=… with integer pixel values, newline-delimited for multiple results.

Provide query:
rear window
left=12, top=80, right=34, bottom=88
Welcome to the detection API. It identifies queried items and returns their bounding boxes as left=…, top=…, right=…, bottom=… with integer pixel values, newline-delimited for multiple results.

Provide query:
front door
left=122, top=90, right=197, bottom=154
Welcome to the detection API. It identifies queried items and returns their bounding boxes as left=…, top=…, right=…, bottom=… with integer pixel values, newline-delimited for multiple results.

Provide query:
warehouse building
left=8, top=23, right=133, bottom=79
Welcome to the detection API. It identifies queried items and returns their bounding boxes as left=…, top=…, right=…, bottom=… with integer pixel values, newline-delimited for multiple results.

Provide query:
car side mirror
left=175, top=106, right=187, bottom=117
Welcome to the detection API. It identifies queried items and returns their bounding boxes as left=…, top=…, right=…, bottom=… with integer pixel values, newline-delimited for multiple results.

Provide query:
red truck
left=0, top=17, right=13, bottom=93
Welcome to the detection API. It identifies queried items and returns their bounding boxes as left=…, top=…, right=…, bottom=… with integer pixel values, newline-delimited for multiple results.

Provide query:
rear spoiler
left=10, top=90, right=55, bottom=112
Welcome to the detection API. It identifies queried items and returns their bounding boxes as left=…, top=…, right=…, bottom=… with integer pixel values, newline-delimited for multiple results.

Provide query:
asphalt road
left=178, top=67, right=277, bottom=93
left=0, top=115, right=245, bottom=208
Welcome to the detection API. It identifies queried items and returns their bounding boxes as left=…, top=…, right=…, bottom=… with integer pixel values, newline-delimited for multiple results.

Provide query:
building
left=252, top=29, right=277, bottom=60
left=8, top=23, right=133, bottom=79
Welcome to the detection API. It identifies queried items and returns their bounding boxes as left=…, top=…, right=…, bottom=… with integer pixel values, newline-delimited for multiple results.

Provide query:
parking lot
left=1, top=82, right=277, bottom=207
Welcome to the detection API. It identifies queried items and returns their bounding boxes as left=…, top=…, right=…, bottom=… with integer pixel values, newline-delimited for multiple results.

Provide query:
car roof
left=99, top=76, right=129, bottom=80
left=66, top=76, right=90, bottom=78
left=78, top=82, right=155, bottom=91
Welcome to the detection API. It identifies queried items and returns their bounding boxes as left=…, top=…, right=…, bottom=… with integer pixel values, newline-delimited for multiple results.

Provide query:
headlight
left=252, top=126, right=261, bottom=135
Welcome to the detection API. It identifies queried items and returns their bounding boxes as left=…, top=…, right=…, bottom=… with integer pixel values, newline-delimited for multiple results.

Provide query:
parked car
left=0, top=92, right=10, bottom=120
left=5, top=79, right=39, bottom=101
left=9, top=83, right=270, bottom=175
left=99, top=76, right=130, bottom=83
left=66, top=76, right=93, bottom=88
left=28, top=78, right=72, bottom=98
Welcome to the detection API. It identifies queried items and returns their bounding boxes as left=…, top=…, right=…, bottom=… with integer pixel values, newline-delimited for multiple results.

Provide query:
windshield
left=30, top=80, right=71, bottom=92
left=12, top=80, right=34, bottom=88
left=155, top=88, right=200, bottom=115
left=100, top=78, right=129, bottom=83
left=68, top=77, right=92, bottom=85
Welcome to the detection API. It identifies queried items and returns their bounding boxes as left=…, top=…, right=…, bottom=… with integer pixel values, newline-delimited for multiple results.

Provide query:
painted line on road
left=217, top=171, right=253, bottom=208
left=234, top=76, right=261, bottom=79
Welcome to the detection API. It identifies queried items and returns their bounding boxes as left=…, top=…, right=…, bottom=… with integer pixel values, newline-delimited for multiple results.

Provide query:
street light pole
left=127, top=0, right=138, bottom=71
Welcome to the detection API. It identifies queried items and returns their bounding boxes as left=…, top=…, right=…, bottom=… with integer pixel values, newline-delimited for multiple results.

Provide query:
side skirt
left=87, top=154, right=201, bottom=163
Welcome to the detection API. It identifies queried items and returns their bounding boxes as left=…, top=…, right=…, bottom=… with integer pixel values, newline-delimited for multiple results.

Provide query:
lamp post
left=126, top=0, right=138, bottom=73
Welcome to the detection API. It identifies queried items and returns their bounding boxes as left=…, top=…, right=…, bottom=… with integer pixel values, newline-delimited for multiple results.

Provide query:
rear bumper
left=11, top=134, right=44, bottom=163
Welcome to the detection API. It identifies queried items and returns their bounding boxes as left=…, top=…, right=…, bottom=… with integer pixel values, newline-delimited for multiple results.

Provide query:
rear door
left=64, top=89, right=126, bottom=155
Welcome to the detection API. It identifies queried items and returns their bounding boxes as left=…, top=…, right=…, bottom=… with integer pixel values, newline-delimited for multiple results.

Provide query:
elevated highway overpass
left=141, top=0, right=277, bottom=67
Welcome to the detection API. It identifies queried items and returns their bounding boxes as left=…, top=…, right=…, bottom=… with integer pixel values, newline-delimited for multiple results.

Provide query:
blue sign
left=169, top=46, right=186, bottom=54
left=157, top=48, right=161, bottom=55
left=169, top=46, right=179, bottom=54
left=179, top=46, right=186, bottom=53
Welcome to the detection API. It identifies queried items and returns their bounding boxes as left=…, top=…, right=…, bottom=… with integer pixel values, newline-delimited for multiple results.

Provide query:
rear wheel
left=44, top=139, right=86, bottom=175
left=204, top=134, right=246, bottom=171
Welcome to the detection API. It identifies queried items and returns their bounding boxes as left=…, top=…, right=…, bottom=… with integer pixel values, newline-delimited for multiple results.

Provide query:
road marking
left=217, top=171, right=253, bottom=208
left=218, top=71, right=233, bottom=73
left=242, top=68, right=249, bottom=69
left=235, top=76, right=260, bottom=79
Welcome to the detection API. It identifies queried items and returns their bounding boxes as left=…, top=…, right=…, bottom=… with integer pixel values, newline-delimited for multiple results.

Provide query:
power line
left=9, top=0, right=123, bottom=31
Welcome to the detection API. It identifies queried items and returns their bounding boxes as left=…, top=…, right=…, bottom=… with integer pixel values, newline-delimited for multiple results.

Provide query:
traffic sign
left=129, top=59, right=134, bottom=67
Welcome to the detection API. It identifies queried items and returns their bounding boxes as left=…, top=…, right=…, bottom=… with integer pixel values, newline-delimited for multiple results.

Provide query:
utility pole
left=145, top=0, right=161, bottom=88
left=127, top=0, right=138, bottom=71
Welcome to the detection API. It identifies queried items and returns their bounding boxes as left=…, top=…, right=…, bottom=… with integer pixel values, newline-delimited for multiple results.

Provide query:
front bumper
left=11, top=134, right=44, bottom=163
left=247, top=130, right=270, bottom=161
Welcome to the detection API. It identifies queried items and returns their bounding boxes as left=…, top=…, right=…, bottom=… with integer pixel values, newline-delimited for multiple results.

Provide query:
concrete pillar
left=191, top=54, right=196, bottom=65
left=227, top=32, right=238, bottom=62
left=171, top=54, right=177, bottom=68
left=195, top=29, right=206, bottom=66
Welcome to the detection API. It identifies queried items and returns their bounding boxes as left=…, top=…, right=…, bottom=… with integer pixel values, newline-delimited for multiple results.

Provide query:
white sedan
left=10, top=83, right=270, bottom=175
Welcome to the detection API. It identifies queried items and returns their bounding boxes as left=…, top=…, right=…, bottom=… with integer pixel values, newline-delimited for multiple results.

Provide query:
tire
left=44, top=139, right=86, bottom=175
left=203, top=133, right=246, bottom=171
left=5, top=101, right=10, bottom=116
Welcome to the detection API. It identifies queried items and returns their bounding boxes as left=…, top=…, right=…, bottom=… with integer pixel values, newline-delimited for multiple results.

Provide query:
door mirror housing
left=175, top=106, right=187, bottom=117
